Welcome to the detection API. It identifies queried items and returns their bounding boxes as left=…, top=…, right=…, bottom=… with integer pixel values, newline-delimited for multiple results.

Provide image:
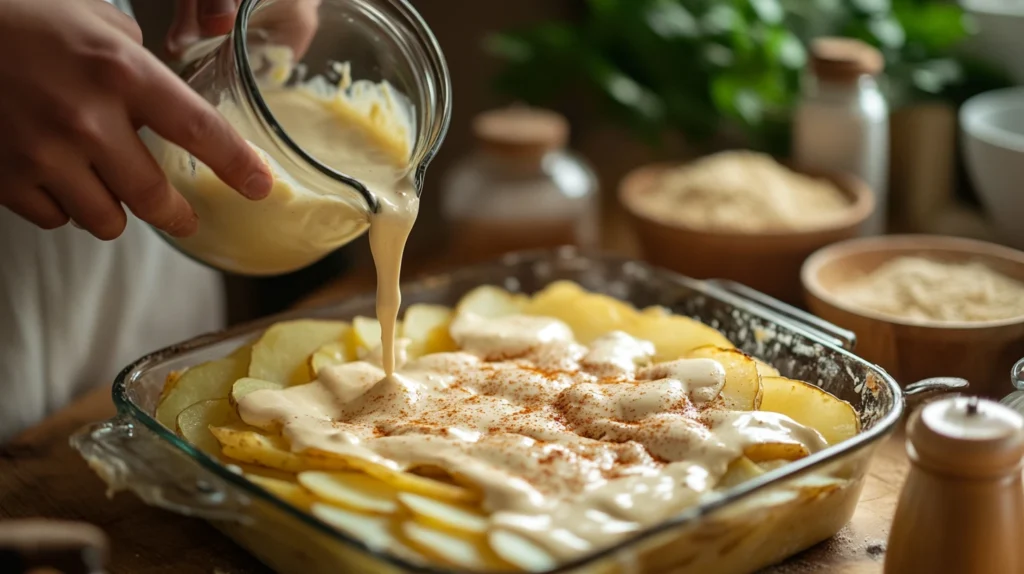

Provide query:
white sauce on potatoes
left=237, top=313, right=827, bottom=560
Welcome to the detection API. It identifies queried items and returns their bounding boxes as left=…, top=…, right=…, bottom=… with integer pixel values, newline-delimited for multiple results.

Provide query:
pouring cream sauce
left=155, top=59, right=418, bottom=374
left=238, top=313, right=828, bottom=559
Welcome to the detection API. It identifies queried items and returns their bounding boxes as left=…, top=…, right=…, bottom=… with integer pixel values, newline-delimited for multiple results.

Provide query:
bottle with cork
left=793, top=37, right=889, bottom=236
left=885, top=395, right=1024, bottom=574
left=441, top=106, right=599, bottom=263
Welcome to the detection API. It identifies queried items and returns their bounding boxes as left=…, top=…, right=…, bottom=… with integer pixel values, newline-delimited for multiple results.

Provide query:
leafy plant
left=487, top=0, right=1010, bottom=155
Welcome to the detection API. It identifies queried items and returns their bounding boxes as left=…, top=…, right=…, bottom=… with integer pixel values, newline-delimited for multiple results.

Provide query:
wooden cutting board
left=0, top=263, right=911, bottom=573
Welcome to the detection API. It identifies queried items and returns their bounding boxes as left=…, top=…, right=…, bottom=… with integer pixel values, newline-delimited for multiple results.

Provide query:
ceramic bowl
left=961, top=87, right=1024, bottom=251
left=619, top=163, right=873, bottom=305
left=802, top=234, right=1024, bottom=397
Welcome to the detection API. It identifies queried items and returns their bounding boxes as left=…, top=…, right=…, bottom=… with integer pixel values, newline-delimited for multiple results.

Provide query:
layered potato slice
left=685, top=346, right=762, bottom=411
left=156, top=344, right=250, bottom=430
left=760, top=376, right=860, bottom=446
left=155, top=280, right=861, bottom=572
left=249, top=319, right=351, bottom=385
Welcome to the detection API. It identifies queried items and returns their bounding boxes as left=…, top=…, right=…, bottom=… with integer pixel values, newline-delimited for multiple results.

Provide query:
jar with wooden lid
left=441, top=106, right=599, bottom=263
left=793, top=37, right=889, bottom=236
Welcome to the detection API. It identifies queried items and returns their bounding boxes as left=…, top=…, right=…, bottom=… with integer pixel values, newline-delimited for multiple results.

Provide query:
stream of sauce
left=257, top=76, right=419, bottom=376
left=238, top=314, right=828, bottom=559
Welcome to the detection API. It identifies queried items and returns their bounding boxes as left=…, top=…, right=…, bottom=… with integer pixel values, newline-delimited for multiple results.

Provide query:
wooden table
left=0, top=265, right=911, bottom=573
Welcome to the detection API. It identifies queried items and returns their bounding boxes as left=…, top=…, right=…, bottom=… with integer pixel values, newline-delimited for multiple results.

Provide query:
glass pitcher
left=143, top=0, right=451, bottom=276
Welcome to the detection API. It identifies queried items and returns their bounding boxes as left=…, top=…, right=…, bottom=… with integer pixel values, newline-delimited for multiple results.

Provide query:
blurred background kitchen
left=135, top=0, right=1020, bottom=323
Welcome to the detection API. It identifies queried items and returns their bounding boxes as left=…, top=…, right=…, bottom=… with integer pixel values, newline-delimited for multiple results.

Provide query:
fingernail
left=171, top=209, right=200, bottom=238
left=199, top=0, right=237, bottom=19
left=198, top=0, right=238, bottom=36
left=242, top=172, right=273, bottom=199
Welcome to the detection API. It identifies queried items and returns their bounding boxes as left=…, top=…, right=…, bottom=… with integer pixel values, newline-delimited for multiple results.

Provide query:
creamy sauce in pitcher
left=261, top=85, right=419, bottom=375
left=237, top=315, right=828, bottom=559
left=256, top=71, right=420, bottom=375
left=154, top=63, right=419, bottom=373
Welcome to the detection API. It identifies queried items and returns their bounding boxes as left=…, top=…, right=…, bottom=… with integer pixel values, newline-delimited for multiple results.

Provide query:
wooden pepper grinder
left=885, top=396, right=1024, bottom=574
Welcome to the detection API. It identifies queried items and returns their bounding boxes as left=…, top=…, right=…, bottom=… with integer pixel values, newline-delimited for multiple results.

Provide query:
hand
left=0, top=0, right=273, bottom=240
left=167, top=0, right=320, bottom=63
left=166, top=0, right=238, bottom=60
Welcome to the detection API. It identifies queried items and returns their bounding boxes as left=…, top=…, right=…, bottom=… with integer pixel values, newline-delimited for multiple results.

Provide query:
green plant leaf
left=486, top=0, right=1010, bottom=153
left=852, top=0, right=890, bottom=16
left=749, top=0, right=784, bottom=25
left=895, top=3, right=967, bottom=53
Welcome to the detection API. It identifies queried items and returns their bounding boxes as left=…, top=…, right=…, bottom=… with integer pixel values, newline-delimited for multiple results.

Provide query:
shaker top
left=909, top=396, right=1024, bottom=478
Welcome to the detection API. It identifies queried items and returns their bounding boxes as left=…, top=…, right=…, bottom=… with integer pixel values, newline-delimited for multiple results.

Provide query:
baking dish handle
left=70, top=414, right=253, bottom=524
left=705, top=280, right=857, bottom=351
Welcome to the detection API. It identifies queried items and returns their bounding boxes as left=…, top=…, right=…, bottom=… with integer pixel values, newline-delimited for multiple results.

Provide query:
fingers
left=92, top=0, right=145, bottom=45
left=166, top=0, right=200, bottom=59
left=45, top=165, right=127, bottom=241
left=132, top=52, right=272, bottom=200
left=2, top=188, right=69, bottom=230
left=197, top=0, right=240, bottom=37
left=91, top=115, right=198, bottom=238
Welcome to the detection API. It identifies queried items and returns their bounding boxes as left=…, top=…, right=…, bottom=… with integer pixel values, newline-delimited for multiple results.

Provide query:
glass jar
left=792, top=37, right=889, bottom=236
left=142, top=0, right=451, bottom=276
left=441, top=107, right=599, bottom=263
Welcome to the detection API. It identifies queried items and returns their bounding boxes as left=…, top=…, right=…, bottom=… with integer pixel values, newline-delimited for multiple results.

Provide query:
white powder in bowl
left=630, top=151, right=854, bottom=233
left=834, top=256, right=1024, bottom=323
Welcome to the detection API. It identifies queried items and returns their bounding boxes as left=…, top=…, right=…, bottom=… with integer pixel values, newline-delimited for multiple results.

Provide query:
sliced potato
left=210, top=425, right=352, bottom=473
left=403, top=304, right=456, bottom=358
left=455, top=285, right=528, bottom=319
left=247, top=474, right=317, bottom=510
left=158, top=370, right=185, bottom=402
left=175, top=399, right=241, bottom=457
left=754, top=359, right=780, bottom=378
left=155, top=345, right=250, bottom=430
left=759, top=376, right=860, bottom=446
left=230, top=377, right=284, bottom=407
left=309, top=340, right=354, bottom=376
left=298, top=471, right=398, bottom=514
left=630, top=313, right=734, bottom=362
left=311, top=503, right=397, bottom=551
left=401, top=521, right=508, bottom=571
left=743, top=442, right=810, bottom=463
left=718, top=456, right=766, bottom=489
left=352, top=316, right=383, bottom=355
left=343, top=458, right=481, bottom=503
left=249, top=320, right=350, bottom=385
left=398, top=492, right=488, bottom=535
left=524, top=281, right=732, bottom=356
left=686, top=346, right=762, bottom=410
left=488, top=530, right=558, bottom=572
left=525, top=281, right=634, bottom=344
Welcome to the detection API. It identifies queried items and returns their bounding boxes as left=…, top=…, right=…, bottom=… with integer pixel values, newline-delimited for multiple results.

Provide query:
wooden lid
left=908, top=396, right=1024, bottom=478
left=808, top=37, right=884, bottom=83
left=472, top=106, right=569, bottom=157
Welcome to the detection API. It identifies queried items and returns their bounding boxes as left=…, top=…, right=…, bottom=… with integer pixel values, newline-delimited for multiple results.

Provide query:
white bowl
left=960, top=87, right=1024, bottom=250
left=960, top=0, right=1024, bottom=85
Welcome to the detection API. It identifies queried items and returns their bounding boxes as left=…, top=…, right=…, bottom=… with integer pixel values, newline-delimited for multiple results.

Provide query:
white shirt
left=0, top=211, right=224, bottom=440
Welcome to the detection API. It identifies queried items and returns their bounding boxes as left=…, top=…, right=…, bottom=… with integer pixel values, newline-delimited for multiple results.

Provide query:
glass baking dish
left=73, top=249, right=908, bottom=574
